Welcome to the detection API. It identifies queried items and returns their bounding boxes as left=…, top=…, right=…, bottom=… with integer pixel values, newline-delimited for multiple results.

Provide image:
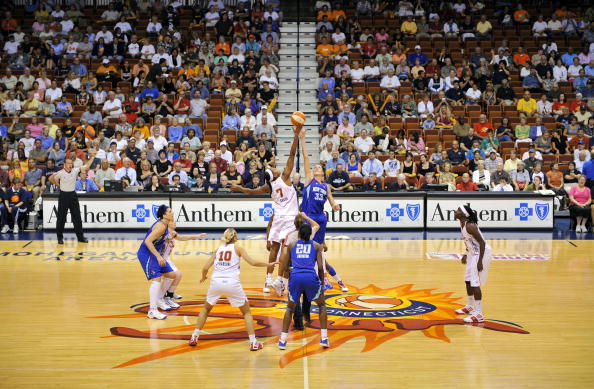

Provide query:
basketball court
left=1, top=228, right=593, bottom=388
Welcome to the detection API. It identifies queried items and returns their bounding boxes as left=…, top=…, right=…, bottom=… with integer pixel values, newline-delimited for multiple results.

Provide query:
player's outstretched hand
left=332, top=203, right=340, bottom=211
left=200, top=275, right=208, bottom=283
left=297, top=126, right=306, bottom=140
left=267, top=261, right=279, bottom=269
left=157, top=255, right=166, bottom=267
left=195, top=233, right=207, bottom=239
left=293, top=125, right=302, bottom=136
left=461, top=254, right=467, bottom=265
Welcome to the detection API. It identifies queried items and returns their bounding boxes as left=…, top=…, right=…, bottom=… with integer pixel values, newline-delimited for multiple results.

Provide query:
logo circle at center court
left=308, top=293, right=437, bottom=318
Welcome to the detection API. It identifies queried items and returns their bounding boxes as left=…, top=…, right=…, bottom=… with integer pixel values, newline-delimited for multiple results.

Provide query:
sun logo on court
left=89, top=284, right=529, bottom=369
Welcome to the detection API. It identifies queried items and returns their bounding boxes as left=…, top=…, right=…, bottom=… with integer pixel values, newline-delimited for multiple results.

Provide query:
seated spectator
left=515, top=117, right=532, bottom=145
left=363, top=172, right=382, bottom=192
left=568, top=175, right=592, bottom=231
left=517, top=91, right=538, bottom=117
left=492, top=177, right=514, bottom=192
left=447, top=140, right=466, bottom=165
left=328, top=163, right=352, bottom=191
left=524, top=175, right=547, bottom=191
left=115, top=158, right=137, bottom=185
left=456, top=172, right=478, bottom=191
left=168, top=162, right=189, bottom=185
left=346, top=153, right=362, bottom=177
left=354, top=130, right=375, bottom=154
left=75, top=171, right=99, bottom=192
left=169, top=174, right=189, bottom=193
left=472, top=160, right=491, bottom=190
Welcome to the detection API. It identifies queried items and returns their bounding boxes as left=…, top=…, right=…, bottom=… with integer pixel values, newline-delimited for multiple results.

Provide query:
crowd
left=0, top=0, right=283, bottom=233
left=314, top=0, right=594, bottom=228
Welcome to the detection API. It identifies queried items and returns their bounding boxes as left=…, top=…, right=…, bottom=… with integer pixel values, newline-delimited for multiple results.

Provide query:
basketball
left=290, top=111, right=307, bottom=127
left=335, top=295, right=403, bottom=310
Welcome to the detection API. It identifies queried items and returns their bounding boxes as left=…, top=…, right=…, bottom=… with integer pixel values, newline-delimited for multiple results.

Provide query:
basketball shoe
left=278, top=340, right=287, bottom=350
left=148, top=309, right=167, bottom=320
left=250, top=342, right=264, bottom=351
left=320, top=338, right=330, bottom=348
left=164, top=296, right=180, bottom=309
left=455, top=305, right=474, bottom=314
left=463, top=313, right=485, bottom=323
left=324, top=277, right=333, bottom=290
left=263, top=273, right=273, bottom=293
left=189, top=333, right=199, bottom=346
left=157, top=298, right=173, bottom=311
left=272, top=277, right=285, bottom=297
left=173, top=293, right=183, bottom=299
left=337, top=280, right=348, bottom=292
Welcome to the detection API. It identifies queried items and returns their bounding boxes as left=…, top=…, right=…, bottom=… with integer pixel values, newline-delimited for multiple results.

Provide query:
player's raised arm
left=230, top=183, right=271, bottom=195
left=326, top=185, right=341, bottom=211
left=299, top=128, right=314, bottom=186
left=282, top=126, right=301, bottom=184
left=299, top=212, right=320, bottom=236
left=175, top=232, right=207, bottom=241
left=236, top=244, right=278, bottom=269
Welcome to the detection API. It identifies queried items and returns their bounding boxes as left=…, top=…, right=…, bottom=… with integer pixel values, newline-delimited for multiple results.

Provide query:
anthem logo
left=430, top=203, right=509, bottom=222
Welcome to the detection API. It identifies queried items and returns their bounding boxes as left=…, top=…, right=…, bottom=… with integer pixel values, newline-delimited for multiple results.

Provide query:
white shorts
left=464, top=246, right=492, bottom=287
left=268, top=215, right=296, bottom=244
left=206, top=278, right=247, bottom=307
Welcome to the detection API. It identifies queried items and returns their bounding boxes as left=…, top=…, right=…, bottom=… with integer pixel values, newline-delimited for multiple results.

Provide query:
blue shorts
left=138, top=251, right=174, bottom=280
left=307, top=213, right=327, bottom=244
left=288, top=271, right=322, bottom=304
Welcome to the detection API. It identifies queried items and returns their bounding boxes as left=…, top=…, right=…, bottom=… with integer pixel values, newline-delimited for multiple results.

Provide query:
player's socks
left=149, top=281, right=161, bottom=311
left=263, top=273, right=273, bottom=293
left=468, top=295, right=475, bottom=306
left=280, top=332, right=288, bottom=342
left=249, top=334, right=257, bottom=343
left=320, top=329, right=330, bottom=348
left=160, top=277, right=174, bottom=297
left=278, top=332, right=288, bottom=350
left=474, top=300, right=482, bottom=314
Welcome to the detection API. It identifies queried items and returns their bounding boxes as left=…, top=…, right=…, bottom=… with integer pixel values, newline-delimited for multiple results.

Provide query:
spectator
left=75, top=171, right=99, bottom=192
left=115, top=158, right=137, bottom=185
left=328, top=163, right=352, bottom=191
left=456, top=173, right=478, bottom=191
left=363, top=172, right=382, bottom=192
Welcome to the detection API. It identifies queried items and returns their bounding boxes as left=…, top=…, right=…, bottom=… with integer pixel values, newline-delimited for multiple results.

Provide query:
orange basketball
left=290, top=111, right=307, bottom=127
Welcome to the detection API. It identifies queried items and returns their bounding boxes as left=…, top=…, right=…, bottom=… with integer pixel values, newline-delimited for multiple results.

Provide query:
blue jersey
left=290, top=240, right=318, bottom=273
left=137, top=221, right=169, bottom=256
left=301, top=179, right=328, bottom=216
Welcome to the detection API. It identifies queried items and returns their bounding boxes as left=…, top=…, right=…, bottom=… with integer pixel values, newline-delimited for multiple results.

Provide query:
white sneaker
left=164, top=296, right=180, bottom=309
left=1, top=225, right=9, bottom=233
left=463, top=312, right=485, bottom=323
left=13, top=225, right=19, bottom=234
left=173, top=293, right=183, bottom=299
left=272, top=277, right=286, bottom=297
left=147, top=309, right=167, bottom=320
left=455, top=305, right=474, bottom=314
left=263, top=274, right=273, bottom=293
left=157, top=298, right=172, bottom=311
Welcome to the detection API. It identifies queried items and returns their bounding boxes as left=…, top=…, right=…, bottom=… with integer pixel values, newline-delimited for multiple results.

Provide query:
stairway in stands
left=276, top=21, right=319, bottom=171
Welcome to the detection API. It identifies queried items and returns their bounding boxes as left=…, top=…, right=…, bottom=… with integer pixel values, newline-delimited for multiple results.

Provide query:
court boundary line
left=566, top=241, right=578, bottom=247
left=302, top=336, right=309, bottom=389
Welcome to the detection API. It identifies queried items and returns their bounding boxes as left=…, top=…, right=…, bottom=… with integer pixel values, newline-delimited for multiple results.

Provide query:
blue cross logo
left=259, top=203, right=274, bottom=221
left=515, top=202, right=534, bottom=221
left=386, top=203, right=405, bottom=222
left=132, top=204, right=150, bottom=222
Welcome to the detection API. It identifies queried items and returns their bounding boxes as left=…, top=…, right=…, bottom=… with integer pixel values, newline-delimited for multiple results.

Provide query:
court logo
left=131, top=204, right=152, bottom=223
left=259, top=203, right=274, bottom=221
left=535, top=203, right=550, bottom=221
left=514, top=202, right=534, bottom=221
left=92, top=283, right=529, bottom=369
left=406, top=204, right=421, bottom=221
left=386, top=203, right=405, bottom=221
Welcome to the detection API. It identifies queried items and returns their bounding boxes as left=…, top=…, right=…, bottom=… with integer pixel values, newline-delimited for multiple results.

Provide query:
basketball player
left=136, top=204, right=177, bottom=320
left=189, top=228, right=277, bottom=351
left=272, top=212, right=320, bottom=330
left=230, top=126, right=301, bottom=293
left=159, top=220, right=207, bottom=308
left=298, top=129, right=348, bottom=292
left=454, top=204, right=493, bottom=323
left=278, top=223, right=329, bottom=349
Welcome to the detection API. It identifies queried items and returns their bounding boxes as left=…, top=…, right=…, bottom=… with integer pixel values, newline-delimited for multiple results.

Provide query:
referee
left=49, top=150, right=96, bottom=244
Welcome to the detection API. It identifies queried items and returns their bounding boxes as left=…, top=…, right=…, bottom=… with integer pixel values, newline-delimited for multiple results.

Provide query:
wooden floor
left=1, top=237, right=593, bottom=389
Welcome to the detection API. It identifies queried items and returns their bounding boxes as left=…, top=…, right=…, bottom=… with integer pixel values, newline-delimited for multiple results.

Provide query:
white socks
left=475, top=300, right=482, bottom=314
left=467, top=295, right=475, bottom=307
left=280, top=332, right=288, bottom=342
left=249, top=334, right=257, bottom=343
left=321, top=329, right=328, bottom=339
left=149, top=281, right=161, bottom=310
left=160, top=277, right=174, bottom=296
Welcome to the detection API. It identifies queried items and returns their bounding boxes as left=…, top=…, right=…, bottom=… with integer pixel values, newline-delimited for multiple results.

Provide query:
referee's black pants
left=56, top=191, right=84, bottom=240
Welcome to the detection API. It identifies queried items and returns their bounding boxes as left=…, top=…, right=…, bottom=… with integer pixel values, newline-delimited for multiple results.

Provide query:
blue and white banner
left=426, top=197, right=554, bottom=229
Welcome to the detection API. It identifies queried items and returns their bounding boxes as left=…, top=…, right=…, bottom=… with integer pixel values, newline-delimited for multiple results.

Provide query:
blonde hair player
left=189, top=228, right=278, bottom=351
left=454, top=204, right=493, bottom=323
left=230, top=126, right=301, bottom=293
left=157, top=220, right=207, bottom=309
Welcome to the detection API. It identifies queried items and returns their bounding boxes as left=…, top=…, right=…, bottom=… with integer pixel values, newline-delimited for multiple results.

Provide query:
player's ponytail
left=298, top=223, right=312, bottom=241
left=221, top=228, right=238, bottom=244
left=294, top=213, right=304, bottom=229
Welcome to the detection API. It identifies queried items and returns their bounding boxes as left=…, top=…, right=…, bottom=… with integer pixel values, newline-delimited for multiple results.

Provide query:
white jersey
left=461, top=222, right=490, bottom=256
left=160, top=232, right=175, bottom=259
left=212, top=243, right=241, bottom=280
left=271, top=177, right=299, bottom=219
